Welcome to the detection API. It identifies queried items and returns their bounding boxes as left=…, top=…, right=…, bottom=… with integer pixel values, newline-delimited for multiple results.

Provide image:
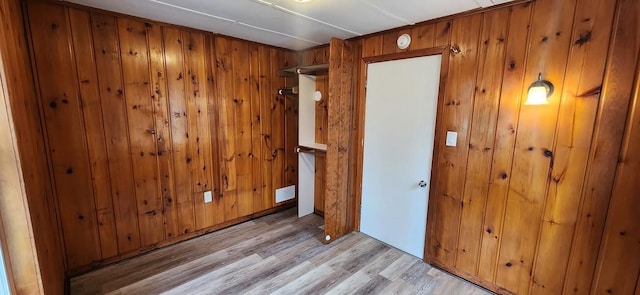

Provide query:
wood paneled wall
left=588, top=0, right=640, bottom=293
left=24, top=0, right=297, bottom=272
left=593, top=54, right=640, bottom=294
left=353, top=0, right=639, bottom=294
left=324, top=38, right=358, bottom=243
left=0, top=0, right=66, bottom=293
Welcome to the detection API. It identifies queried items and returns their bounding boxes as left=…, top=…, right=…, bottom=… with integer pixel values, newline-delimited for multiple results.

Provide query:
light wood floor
left=71, top=208, right=492, bottom=295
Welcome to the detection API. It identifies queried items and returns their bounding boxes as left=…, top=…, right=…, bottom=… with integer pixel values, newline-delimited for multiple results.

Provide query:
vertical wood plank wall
left=24, top=1, right=297, bottom=273
left=0, top=0, right=66, bottom=293
left=324, top=38, right=358, bottom=242
left=353, top=0, right=639, bottom=294
left=588, top=0, right=640, bottom=294
left=593, top=55, right=640, bottom=295
left=564, top=0, right=640, bottom=293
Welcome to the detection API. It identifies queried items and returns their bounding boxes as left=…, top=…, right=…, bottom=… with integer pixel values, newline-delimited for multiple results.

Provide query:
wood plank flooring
left=70, top=208, right=492, bottom=295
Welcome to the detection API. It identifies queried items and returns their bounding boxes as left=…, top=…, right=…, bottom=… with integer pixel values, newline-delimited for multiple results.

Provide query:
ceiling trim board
left=236, top=22, right=322, bottom=45
left=272, top=4, right=362, bottom=36
left=149, top=0, right=320, bottom=46
left=249, top=0, right=363, bottom=36
left=357, top=0, right=415, bottom=26
left=148, top=0, right=235, bottom=23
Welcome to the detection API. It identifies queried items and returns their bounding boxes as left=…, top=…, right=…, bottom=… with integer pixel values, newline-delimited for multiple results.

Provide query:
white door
left=360, top=55, right=442, bottom=259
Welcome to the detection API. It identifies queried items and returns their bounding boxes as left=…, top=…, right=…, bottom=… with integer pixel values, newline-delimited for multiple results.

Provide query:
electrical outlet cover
left=446, top=131, right=458, bottom=147
left=204, top=191, right=212, bottom=203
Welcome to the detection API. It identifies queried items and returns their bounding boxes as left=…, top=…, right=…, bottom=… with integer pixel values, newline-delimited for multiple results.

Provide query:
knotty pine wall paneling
left=430, top=13, right=483, bottom=267
left=249, top=44, right=263, bottom=214
left=477, top=3, right=532, bottom=284
left=184, top=31, right=215, bottom=231
left=346, top=41, right=363, bottom=234
left=267, top=47, right=288, bottom=209
left=0, top=0, right=66, bottom=293
left=588, top=0, right=640, bottom=293
left=148, top=22, right=181, bottom=240
left=27, top=2, right=102, bottom=269
left=324, top=38, right=358, bottom=242
left=91, top=12, right=142, bottom=256
left=256, top=46, right=273, bottom=213
left=164, top=26, right=196, bottom=234
left=455, top=7, right=509, bottom=276
left=353, top=0, right=637, bottom=294
left=530, top=0, right=616, bottom=293
left=283, top=52, right=299, bottom=191
left=231, top=39, right=253, bottom=218
left=25, top=0, right=297, bottom=272
left=214, top=36, right=296, bottom=224
left=495, top=1, right=576, bottom=293
left=215, top=36, right=241, bottom=222
left=118, top=18, right=165, bottom=247
left=270, top=48, right=287, bottom=210
left=204, top=36, right=225, bottom=228
left=68, top=9, right=119, bottom=260
left=564, top=0, right=640, bottom=293
left=592, top=55, right=640, bottom=295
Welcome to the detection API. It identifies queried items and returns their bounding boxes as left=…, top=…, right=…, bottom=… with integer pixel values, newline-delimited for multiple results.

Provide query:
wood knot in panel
left=574, top=31, right=592, bottom=46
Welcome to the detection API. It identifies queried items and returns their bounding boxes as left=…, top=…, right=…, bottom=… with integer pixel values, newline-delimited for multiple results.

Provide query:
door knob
left=418, top=180, right=427, bottom=188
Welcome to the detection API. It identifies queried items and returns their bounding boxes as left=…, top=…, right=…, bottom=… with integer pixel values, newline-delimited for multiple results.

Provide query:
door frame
left=352, top=46, right=450, bottom=263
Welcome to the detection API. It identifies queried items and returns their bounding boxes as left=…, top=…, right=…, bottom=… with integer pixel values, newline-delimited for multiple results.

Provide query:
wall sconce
left=525, top=73, right=554, bottom=105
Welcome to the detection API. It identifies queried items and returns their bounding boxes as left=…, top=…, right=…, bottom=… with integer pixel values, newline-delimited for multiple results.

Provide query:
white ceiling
left=64, top=0, right=513, bottom=50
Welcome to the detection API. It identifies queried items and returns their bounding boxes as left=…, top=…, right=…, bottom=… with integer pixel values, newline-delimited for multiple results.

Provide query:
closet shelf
left=280, top=64, right=329, bottom=77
